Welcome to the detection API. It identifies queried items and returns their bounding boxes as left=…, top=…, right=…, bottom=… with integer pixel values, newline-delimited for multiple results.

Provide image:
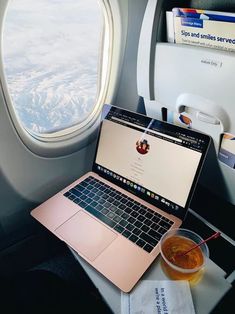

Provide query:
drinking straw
left=176, top=231, right=221, bottom=257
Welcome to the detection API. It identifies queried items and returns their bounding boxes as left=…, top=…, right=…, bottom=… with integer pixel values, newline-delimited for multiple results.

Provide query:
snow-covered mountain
left=3, top=0, right=101, bottom=133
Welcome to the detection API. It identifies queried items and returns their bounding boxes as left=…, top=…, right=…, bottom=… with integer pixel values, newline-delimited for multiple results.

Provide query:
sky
left=3, top=0, right=103, bottom=133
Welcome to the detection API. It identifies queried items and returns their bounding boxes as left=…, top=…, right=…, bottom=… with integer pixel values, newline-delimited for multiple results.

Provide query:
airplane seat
left=136, top=0, right=235, bottom=279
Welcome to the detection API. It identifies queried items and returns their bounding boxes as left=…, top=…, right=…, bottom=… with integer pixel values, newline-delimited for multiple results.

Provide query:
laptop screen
left=93, top=105, right=210, bottom=220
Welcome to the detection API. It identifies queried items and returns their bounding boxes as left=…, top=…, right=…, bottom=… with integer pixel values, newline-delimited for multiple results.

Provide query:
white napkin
left=121, top=280, right=195, bottom=314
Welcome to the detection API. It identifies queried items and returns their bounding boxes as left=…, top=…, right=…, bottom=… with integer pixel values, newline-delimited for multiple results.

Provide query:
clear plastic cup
left=159, top=228, right=209, bottom=285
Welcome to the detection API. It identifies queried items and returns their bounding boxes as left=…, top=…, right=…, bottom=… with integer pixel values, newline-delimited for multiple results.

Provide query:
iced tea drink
left=160, top=229, right=209, bottom=285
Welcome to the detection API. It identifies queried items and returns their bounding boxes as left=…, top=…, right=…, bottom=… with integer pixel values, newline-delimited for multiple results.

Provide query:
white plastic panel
left=137, top=0, right=162, bottom=100
left=154, top=43, right=235, bottom=135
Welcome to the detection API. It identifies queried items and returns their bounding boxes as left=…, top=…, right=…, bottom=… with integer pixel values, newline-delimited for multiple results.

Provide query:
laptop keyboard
left=63, top=176, right=174, bottom=253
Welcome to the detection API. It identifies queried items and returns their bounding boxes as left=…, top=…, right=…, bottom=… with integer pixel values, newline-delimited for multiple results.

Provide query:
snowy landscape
left=3, top=0, right=102, bottom=133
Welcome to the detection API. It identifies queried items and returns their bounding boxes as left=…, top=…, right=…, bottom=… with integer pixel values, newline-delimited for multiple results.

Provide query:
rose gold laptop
left=31, top=104, right=210, bottom=292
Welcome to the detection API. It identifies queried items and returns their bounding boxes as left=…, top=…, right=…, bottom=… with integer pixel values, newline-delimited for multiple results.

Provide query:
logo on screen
left=136, top=139, right=150, bottom=155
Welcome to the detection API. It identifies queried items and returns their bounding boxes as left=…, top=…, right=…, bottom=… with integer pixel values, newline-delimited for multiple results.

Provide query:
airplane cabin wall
left=0, top=0, right=147, bottom=253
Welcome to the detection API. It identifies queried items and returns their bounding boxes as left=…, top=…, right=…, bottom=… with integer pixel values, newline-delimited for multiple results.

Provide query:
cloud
left=3, top=0, right=104, bottom=133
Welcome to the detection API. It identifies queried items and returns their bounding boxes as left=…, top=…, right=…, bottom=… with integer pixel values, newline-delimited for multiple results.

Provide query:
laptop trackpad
left=55, top=211, right=117, bottom=261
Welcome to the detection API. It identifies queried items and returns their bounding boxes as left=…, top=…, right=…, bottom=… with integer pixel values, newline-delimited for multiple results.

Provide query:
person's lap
left=0, top=269, right=112, bottom=314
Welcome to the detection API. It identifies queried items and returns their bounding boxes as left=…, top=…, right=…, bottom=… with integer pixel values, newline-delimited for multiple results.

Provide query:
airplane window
left=2, top=0, right=110, bottom=137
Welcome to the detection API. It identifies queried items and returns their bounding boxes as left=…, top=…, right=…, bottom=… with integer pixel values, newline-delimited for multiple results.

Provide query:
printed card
left=218, top=133, right=235, bottom=169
